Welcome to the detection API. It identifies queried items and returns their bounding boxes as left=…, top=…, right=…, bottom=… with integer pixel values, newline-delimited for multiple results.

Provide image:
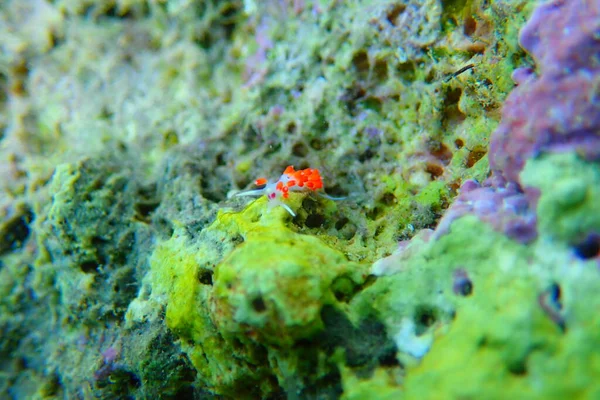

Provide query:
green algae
left=522, top=153, right=600, bottom=243
left=345, top=213, right=600, bottom=399
left=341, top=366, right=404, bottom=400
left=339, top=152, right=600, bottom=398
left=148, top=195, right=370, bottom=397
left=212, top=226, right=361, bottom=345
left=0, top=0, right=549, bottom=397
left=33, top=157, right=140, bottom=325
left=214, top=0, right=536, bottom=256
left=401, top=223, right=600, bottom=399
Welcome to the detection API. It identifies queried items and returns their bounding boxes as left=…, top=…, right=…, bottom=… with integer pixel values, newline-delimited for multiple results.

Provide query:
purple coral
left=434, top=178, right=537, bottom=244
left=489, top=0, right=600, bottom=183
left=519, top=0, right=600, bottom=77
left=433, top=0, right=599, bottom=244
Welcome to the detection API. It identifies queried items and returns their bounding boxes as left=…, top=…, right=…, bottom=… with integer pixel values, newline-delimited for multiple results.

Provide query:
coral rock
left=489, top=0, right=600, bottom=183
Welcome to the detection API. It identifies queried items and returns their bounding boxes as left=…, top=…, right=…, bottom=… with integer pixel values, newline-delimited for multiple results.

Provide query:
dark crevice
left=466, top=145, right=487, bottom=168
left=197, top=268, right=213, bottom=285
left=80, top=260, right=100, bottom=274
left=305, top=214, right=325, bottom=228
left=252, top=296, right=267, bottom=312
left=414, top=305, right=437, bottom=335
left=573, top=233, right=600, bottom=259
left=0, top=206, right=33, bottom=256
left=319, top=305, right=399, bottom=376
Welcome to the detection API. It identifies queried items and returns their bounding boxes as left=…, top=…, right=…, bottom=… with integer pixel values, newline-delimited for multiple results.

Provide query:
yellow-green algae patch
left=344, top=213, right=600, bottom=399
left=340, top=366, right=404, bottom=400
left=521, top=153, right=600, bottom=243
left=148, top=195, right=369, bottom=396
left=402, top=226, right=600, bottom=399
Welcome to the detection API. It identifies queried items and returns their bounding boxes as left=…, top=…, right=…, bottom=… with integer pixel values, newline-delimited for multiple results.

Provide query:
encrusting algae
left=1, top=0, right=599, bottom=398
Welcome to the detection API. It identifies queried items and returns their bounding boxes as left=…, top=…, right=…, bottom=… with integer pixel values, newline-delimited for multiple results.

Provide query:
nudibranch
left=234, top=165, right=343, bottom=216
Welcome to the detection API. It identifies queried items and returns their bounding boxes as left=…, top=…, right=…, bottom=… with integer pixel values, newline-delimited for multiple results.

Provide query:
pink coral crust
left=435, top=0, right=599, bottom=243
left=489, top=0, right=600, bottom=183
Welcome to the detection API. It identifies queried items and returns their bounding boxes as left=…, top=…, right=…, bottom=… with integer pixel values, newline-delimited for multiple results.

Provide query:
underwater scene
left=1, top=0, right=599, bottom=398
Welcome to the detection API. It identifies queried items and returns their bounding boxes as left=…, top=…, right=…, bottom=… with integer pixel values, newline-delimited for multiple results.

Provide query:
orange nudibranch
left=235, top=165, right=342, bottom=217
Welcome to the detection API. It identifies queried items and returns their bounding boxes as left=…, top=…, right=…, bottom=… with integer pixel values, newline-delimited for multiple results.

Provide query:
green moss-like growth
left=0, top=0, right=542, bottom=397
left=345, top=211, right=600, bottom=398
left=521, top=153, right=600, bottom=242
left=136, top=331, right=197, bottom=398
left=0, top=202, right=33, bottom=257
left=341, top=366, right=405, bottom=400
left=212, top=221, right=363, bottom=346
left=149, top=195, right=370, bottom=397
left=41, top=158, right=135, bottom=272
left=35, top=156, right=139, bottom=324
left=400, top=219, right=600, bottom=399
left=149, top=231, right=268, bottom=398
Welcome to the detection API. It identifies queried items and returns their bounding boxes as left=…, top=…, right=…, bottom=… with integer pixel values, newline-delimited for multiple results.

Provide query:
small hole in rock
left=302, top=197, right=318, bottom=213
left=361, top=96, right=382, bottom=113
left=335, top=217, right=349, bottom=230
left=428, top=141, right=453, bottom=165
left=310, top=138, right=324, bottom=150
left=0, top=208, right=33, bottom=256
left=548, top=283, right=562, bottom=309
left=305, top=214, right=325, bottom=228
left=453, top=269, right=473, bottom=296
left=378, top=348, right=400, bottom=367
left=573, top=233, right=600, bottom=259
left=380, top=192, right=396, bottom=205
left=414, top=306, right=437, bottom=335
left=197, top=268, right=213, bottom=285
left=326, top=184, right=346, bottom=198
left=298, top=160, right=310, bottom=170
left=252, top=296, right=266, bottom=312
left=448, top=179, right=462, bottom=196
left=231, top=234, right=244, bottom=245
left=441, top=88, right=466, bottom=129
left=466, top=146, right=486, bottom=168
left=397, top=62, right=416, bottom=81
left=80, top=260, right=100, bottom=274
left=359, top=148, right=375, bottom=162
left=135, top=201, right=160, bottom=219
left=215, top=152, right=226, bottom=166
left=292, top=142, right=309, bottom=157
left=386, top=4, right=406, bottom=26
left=91, top=236, right=108, bottom=248
left=366, top=207, right=384, bottom=220
left=352, top=50, right=370, bottom=74
left=463, top=15, right=477, bottom=36
left=445, top=87, right=462, bottom=105
left=374, top=59, right=388, bottom=81
left=337, top=221, right=357, bottom=240
left=425, top=163, right=444, bottom=179
left=287, top=122, right=297, bottom=133
left=331, top=275, right=356, bottom=303
left=508, top=360, right=527, bottom=376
